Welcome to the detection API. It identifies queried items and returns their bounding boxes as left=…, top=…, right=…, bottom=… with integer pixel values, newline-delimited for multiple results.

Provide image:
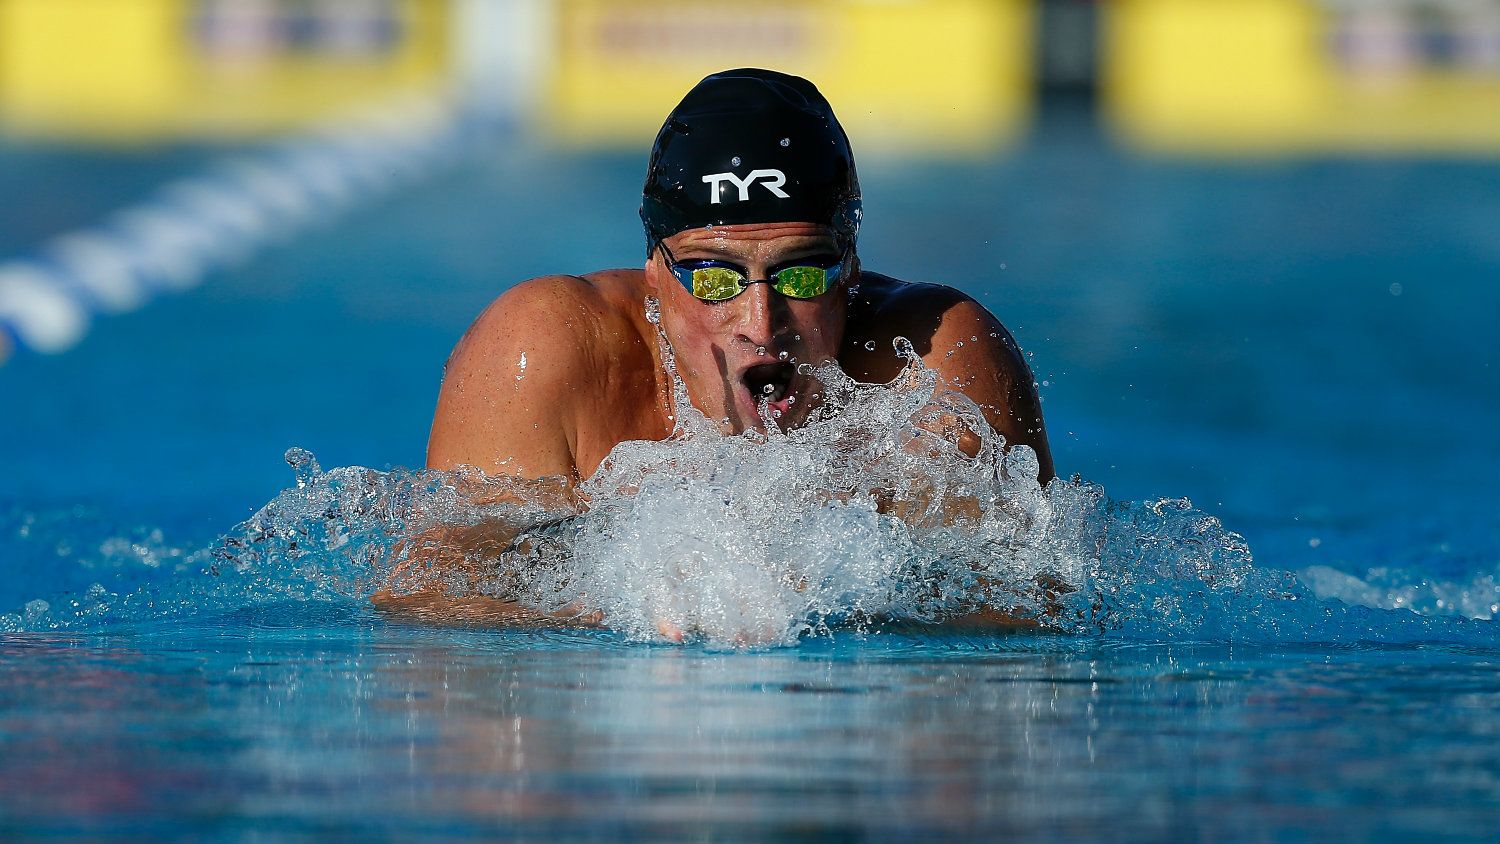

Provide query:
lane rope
left=0, top=92, right=489, bottom=364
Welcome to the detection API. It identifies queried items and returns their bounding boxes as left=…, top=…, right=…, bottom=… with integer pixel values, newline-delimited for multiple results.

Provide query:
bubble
left=778, top=350, right=789, bottom=360
left=761, top=383, right=775, bottom=395
left=779, top=138, right=790, bottom=147
left=863, top=340, right=876, bottom=351
left=731, top=156, right=742, bottom=167
left=796, top=363, right=815, bottom=375
left=756, top=346, right=766, bottom=356
left=786, top=395, right=796, bottom=405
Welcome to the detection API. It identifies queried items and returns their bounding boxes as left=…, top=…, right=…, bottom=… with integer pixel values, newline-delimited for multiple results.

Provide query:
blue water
left=2, top=120, right=1498, bottom=839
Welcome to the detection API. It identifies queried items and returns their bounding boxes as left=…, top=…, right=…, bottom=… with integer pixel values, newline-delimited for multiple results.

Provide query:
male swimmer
left=381, top=69, right=1053, bottom=635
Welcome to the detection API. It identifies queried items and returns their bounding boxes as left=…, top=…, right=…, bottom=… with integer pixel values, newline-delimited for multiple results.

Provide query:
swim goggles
left=656, top=241, right=846, bottom=302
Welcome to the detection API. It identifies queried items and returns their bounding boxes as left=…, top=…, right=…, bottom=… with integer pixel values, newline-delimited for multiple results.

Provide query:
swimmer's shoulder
left=843, top=269, right=1053, bottom=480
left=451, top=271, right=646, bottom=368
left=848, top=270, right=987, bottom=326
left=842, top=270, right=1032, bottom=391
left=432, top=271, right=651, bottom=475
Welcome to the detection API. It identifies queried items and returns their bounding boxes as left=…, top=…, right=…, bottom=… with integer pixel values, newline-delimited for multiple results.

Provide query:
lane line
left=0, top=92, right=485, bottom=366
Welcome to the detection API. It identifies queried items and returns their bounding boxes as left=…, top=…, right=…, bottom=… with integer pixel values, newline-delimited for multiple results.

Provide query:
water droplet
left=731, top=156, right=742, bottom=167
left=863, top=340, right=876, bottom=351
left=955, top=341, right=964, bottom=348
left=970, top=335, right=978, bottom=342
left=794, top=334, right=801, bottom=341
left=771, top=409, right=782, bottom=418
left=762, top=383, right=775, bottom=395
left=1389, top=282, right=1403, bottom=296
left=786, top=395, right=796, bottom=405
left=779, top=137, right=790, bottom=147
left=778, top=350, right=789, bottom=360
left=756, top=346, right=766, bottom=356
left=796, top=363, right=815, bottom=375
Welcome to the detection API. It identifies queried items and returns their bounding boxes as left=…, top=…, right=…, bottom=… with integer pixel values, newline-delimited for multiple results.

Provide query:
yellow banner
left=1105, top=0, right=1500, bottom=155
left=545, top=0, right=1034, bottom=155
left=0, top=0, right=449, bottom=141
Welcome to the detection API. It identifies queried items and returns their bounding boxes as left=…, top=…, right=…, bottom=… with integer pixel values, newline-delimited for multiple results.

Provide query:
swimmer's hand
left=654, top=618, right=686, bottom=643
left=646, top=616, right=786, bottom=647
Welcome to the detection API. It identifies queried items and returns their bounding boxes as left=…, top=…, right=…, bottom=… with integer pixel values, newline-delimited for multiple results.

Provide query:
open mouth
left=741, top=362, right=796, bottom=419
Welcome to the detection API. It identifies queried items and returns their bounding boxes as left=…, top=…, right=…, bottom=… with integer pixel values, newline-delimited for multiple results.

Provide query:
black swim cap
left=640, top=68, right=861, bottom=255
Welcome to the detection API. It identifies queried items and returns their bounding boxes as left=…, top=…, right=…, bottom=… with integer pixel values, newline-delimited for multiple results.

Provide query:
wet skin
left=425, top=222, right=1053, bottom=483
left=389, top=222, right=1055, bottom=637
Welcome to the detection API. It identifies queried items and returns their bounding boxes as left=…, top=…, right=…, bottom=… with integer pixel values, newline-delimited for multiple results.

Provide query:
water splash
left=3, top=342, right=1496, bottom=648
left=1300, top=564, right=1500, bottom=621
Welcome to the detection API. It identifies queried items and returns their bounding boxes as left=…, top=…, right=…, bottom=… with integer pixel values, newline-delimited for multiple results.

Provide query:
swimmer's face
left=647, top=222, right=853, bottom=434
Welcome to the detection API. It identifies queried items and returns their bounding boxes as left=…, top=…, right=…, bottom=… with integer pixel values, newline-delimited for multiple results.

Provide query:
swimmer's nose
left=731, top=280, right=782, bottom=348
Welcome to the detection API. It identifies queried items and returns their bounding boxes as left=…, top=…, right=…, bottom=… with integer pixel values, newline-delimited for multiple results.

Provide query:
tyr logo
left=701, top=169, right=790, bottom=203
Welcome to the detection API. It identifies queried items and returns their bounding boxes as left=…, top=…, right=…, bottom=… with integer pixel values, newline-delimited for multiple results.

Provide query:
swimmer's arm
left=372, top=517, right=602, bottom=628
left=858, top=285, right=1057, bottom=630
left=914, top=292, right=1055, bottom=483
left=427, top=275, right=599, bottom=481
left=855, top=280, right=1053, bottom=482
left=376, top=277, right=598, bottom=626
left=919, top=296, right=1060, bottom=629
left=372, top=512, right=610, bottom=628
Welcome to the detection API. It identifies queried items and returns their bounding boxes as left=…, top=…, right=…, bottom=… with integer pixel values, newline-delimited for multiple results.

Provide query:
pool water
left=2, top=119, right=1498, bottom=840
left=5, top=626, right=1497, bottom=841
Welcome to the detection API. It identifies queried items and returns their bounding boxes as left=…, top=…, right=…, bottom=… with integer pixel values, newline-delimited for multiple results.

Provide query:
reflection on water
left=3, top=624, right=1498, bottom=841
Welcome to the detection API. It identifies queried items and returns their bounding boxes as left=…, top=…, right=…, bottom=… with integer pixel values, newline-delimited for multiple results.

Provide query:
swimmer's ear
left=644, top=241, right=673, bottom=294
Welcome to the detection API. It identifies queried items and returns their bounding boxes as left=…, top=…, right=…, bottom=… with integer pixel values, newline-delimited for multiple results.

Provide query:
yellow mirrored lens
left=692, top=267, right=745, bottom=301
left=772, top=266, right=829, bottom=299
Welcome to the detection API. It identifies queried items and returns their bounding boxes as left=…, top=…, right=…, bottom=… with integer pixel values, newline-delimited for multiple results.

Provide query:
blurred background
left=1, top=0, right=1496, bottom=585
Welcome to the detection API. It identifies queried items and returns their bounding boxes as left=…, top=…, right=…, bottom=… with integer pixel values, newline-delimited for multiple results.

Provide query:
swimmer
left=378, top=69, right=1053, bottom=637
